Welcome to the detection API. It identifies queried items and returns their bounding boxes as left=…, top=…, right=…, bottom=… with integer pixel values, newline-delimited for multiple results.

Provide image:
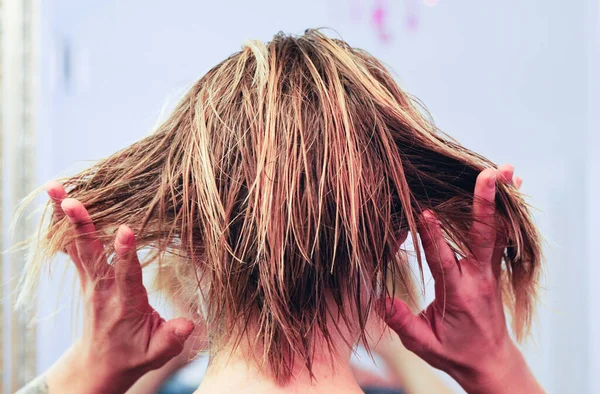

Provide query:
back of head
left=23, top=30, right=541, bottom=383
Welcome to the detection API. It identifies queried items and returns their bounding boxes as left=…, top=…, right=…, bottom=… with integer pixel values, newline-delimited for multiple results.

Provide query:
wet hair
left=20, top=30, right=541, bottom=383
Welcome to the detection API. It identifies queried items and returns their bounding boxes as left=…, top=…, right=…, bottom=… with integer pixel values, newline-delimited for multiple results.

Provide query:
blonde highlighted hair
left=20, top=30, right=541, bottom=383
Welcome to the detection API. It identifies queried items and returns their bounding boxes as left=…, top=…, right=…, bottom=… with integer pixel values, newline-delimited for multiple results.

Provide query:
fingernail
left=174, top=330, right=190, bottom=339
left=61, top=199, right=77, bottom=217
left=174, top=322, right=194, bottom=339
left=421, top=210, right=432, bottom=220
left=422, top=210, right=437, bottom=224
left=117, top=226, right=132, bottom=244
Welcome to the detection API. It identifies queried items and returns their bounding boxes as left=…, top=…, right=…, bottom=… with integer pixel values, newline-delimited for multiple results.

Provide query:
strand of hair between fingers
left=15, top=375, right=49, bottom=394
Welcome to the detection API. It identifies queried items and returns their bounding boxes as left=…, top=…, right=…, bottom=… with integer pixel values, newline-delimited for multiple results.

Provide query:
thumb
left=380, top=297, right=440, bottom=361
left=147, top=317, right=195, bottom=369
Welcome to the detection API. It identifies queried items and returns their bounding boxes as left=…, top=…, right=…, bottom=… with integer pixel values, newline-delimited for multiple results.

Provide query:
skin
left=382, top=165, right=544, bottom=394
left=25, top=183, right=195, bottom=394
left=369, top=164, right=524, bottom=394
left=18, top=165, right=541, bottom=394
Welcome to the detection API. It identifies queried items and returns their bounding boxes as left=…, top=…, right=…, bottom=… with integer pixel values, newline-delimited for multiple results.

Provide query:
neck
left=195, top=324, right=364, bottom=394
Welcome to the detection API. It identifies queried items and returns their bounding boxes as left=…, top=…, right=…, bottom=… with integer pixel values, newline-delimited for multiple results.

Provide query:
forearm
left=15, top=351, right=106, bottom=394
left=45, top=347, right=118, bottom=394
left=378, top=333, right=543, bottom=394
left=21, top=345, right=137, bottom=394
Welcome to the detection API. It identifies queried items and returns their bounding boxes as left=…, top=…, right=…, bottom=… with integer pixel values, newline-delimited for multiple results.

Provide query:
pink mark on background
left=372, top=0, right=391, bottom=43
left=350, top=0, right=429, bottom=43
left=405, top=0, right=420, bottom=31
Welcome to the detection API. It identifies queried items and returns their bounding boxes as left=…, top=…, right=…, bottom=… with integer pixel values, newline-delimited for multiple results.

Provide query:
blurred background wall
left=2, top=0, right=599, bottom=392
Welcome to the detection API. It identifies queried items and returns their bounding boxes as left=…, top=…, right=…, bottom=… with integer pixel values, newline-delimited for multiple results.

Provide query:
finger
left=468, top=168, right=497, bottom=264
left=114, top=225, right=145, bottom=297
left=147, top=318, right=195, bottom=369
left=514, top=175, right=523, bottom=190
left=497, top=164, right=514, bottom=186
left=46, top=181, right=68, bottom=222
left=381, top=298, right=440, bottom=361
left=46, top=183, right=90, bottom=281
left=418, top=211, right=460, bottom=289
left=61, top=198, right=108, bottom=279
left=491, top=167, right=520, bottom=271
left=46, top=182, right=80, bottom=259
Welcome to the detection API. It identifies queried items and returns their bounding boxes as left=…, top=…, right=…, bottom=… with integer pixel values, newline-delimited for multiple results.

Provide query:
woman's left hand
left=381, top=165, right=543, bottom=394
left=37, top=182, right=195, bottom=394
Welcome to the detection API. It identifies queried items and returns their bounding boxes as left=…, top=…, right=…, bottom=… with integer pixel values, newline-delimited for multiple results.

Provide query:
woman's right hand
left=42, top=182, right=196, bottom=394
left=381, top=165, right=544, bottom=394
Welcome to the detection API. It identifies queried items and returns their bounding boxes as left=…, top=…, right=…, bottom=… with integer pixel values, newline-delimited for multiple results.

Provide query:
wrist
left=454, top=341, right=543, bottom=394
left=46, top=344, right=143, bottom=394
left=46, top=346, right=103, bottom=394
